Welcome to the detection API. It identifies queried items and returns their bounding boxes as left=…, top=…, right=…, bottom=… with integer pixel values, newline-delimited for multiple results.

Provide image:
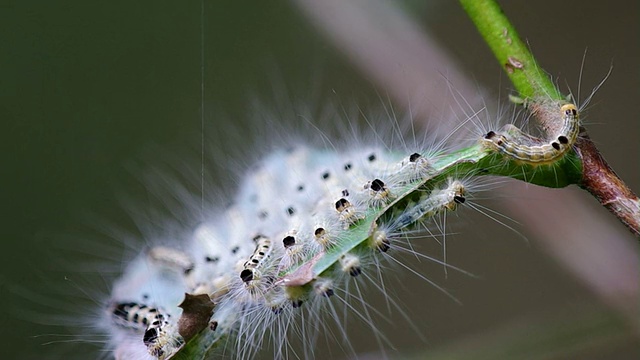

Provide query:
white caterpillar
left=240, top=234, right=273, bottom=285
left=481, top=103, right=579, bottom=164
left=387, top=178, right=466, bottom=232
left=109, top=302, right=184, bottom=359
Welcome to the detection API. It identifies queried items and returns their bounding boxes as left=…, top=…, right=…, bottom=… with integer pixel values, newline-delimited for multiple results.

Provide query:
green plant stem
left=459, top=0, right=562, bottom=101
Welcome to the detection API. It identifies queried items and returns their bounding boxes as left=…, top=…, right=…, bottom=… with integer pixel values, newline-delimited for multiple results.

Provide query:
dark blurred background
left=1, top=1, right=638, bottom=359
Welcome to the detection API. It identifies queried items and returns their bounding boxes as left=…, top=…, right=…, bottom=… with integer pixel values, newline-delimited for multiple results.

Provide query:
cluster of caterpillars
left=108, top=143, right=477, bottom=359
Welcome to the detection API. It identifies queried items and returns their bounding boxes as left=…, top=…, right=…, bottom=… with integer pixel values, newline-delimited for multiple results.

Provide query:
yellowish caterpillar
left=482, top=103, right=579, bottom=164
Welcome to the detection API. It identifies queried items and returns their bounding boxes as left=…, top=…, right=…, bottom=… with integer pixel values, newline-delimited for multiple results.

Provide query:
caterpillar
left=240, top=234, right=273, bottom=285
left=387, top=178, right=466, bottom=232
left=109, top=302, right=184, bottom=359
left=481, top=103, right=579, bottom=164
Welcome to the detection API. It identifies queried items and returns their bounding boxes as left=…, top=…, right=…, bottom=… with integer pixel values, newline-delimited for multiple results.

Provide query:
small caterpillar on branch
left=482, top=103, right=579, bottom=165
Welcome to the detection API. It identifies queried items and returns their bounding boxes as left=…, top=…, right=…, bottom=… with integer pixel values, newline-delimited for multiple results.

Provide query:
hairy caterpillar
left=481, top=103, right=579, bottom=164
left=240, top=234, right=273, bottom=285
left=388, top=178, right=466, bottom=231
left=109, top=302, right=184, bottom=359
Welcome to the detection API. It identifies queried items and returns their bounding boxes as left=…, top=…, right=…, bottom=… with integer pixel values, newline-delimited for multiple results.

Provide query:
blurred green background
left=2, top=0, right=638, bottom=359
